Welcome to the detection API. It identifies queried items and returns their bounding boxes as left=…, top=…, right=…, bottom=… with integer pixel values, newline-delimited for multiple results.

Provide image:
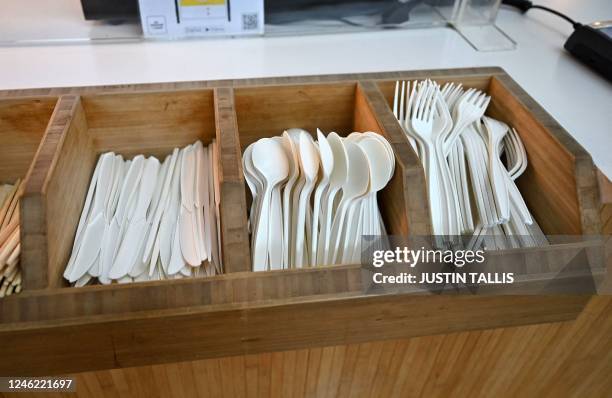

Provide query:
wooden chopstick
left=0, top=216, right=18, bottom=247
left=1, top=256, right=18, bottom=281
left=7, top=243, right=20, bottom=265
left=0, top=180, right=19, bottom=227
left=0, top=179, right=23, bottom=230
left=0, top=265, right=20, bottom=298
left=0, top=179, right=22, bottom=291
left=0, top=227, right=19, bottom=267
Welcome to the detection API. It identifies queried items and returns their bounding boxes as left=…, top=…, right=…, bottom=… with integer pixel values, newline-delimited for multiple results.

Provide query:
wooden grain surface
left=357, top=81, right=431, bottom=236
left=0, top=68, right=506, bottom=99
left=0, top=97, right=57, bottom=184
left=233, top=82, right=357, bottom=150
left=21, top=95, right=93, bottom=290
left=600, top=173, right=612, bottom=293
left=82, top=90, right=216, bottom=159
left=1, top=296, right=609, bottom=398
left=214, top=88, right=251, bottom=273
left=0, top=293, right=590, bottom=376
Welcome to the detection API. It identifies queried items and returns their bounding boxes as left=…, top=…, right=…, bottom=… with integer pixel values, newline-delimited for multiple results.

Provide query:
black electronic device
left=503, top=0, right=612, bottom=82
left=564, top=21, right=612, bottom=82
left=80, top=0, right=139, bottom=22
left=79, top=0, right=452, bottom=26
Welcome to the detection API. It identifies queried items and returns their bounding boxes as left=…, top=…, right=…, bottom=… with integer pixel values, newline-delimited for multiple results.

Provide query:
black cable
left=530, top=5, right=578, bottom=27
left=502, top=0, right=581, bottom=28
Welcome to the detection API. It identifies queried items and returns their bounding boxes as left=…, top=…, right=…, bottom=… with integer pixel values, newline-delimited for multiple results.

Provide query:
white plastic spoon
left=243, top=144, right=262, bottom=236
left=310, top=129, right=333, bottom=266
left=251, top=138, right=289, bottom=271
left=278, top=131, right=300, bottom=269
left=344, top=136, right=393, bottom=262
left=293, top=134, right=319, bottom=268
left=268, top=137, right=286, bottom=270
left=288, top=130, right=308, bottom=268
left=317, top=132, right=348, bottom=265
left=328, top=141, right=369, bottom=264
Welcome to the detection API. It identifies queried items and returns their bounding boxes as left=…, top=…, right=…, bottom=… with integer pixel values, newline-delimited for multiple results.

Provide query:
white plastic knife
left=179, top=145, right=200, bottom=266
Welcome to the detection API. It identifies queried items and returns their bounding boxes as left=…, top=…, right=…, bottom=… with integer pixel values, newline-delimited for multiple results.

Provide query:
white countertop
left=0, top=0, right=610, bottom=178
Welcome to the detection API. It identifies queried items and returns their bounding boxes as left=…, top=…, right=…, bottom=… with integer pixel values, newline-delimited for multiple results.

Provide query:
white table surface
left=0, top=0, right=610, bottom=178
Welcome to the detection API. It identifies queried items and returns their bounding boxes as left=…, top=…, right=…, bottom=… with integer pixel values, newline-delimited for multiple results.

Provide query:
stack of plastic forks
left=393, top=79, right=548, bottom=250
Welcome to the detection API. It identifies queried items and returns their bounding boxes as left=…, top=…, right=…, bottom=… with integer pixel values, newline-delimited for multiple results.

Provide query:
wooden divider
left=356, top=81, right=431, bottom=236
left=21, top=95, right=91, bottom=290
left=214, top=88, right=251, bottom=273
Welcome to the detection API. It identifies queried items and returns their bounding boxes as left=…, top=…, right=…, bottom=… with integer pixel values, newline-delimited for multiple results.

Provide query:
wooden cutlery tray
left=0, top=68, right=609, bottom=376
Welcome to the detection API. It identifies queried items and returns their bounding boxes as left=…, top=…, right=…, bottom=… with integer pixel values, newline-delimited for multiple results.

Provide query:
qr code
left=242, top=13, right=259, bottom=31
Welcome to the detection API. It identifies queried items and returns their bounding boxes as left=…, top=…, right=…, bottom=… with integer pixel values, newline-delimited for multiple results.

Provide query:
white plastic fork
left=410, top=81, right=448, bottom=236
left=504, top=127, right=527, bottom=180
left=394, top=81, right=426, bottom=162
left=482, top=116, right=511, bottom=223
left=441, top=82, right=463, bottom=109
left=440, top=82, right=474, bottom=233
left=443, top=89, right=490, bottom=157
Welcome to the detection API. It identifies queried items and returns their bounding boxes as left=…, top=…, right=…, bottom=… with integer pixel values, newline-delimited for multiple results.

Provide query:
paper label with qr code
left=139, top=0, right=263, bottom=39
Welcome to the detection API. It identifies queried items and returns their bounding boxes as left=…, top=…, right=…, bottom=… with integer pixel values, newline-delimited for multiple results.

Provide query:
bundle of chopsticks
left=0, top=180, right=24, bottom=297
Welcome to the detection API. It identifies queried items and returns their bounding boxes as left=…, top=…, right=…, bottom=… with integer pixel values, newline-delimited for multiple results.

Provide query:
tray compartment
left=20, top=89, right=246, bottom=289
left=0, top=96, right=58, bottom=297
left=375, top=74, right=602, bottom=237
left=375, top=73, right=606, bottom=285
left=233, top=81, right=430, bottom=269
